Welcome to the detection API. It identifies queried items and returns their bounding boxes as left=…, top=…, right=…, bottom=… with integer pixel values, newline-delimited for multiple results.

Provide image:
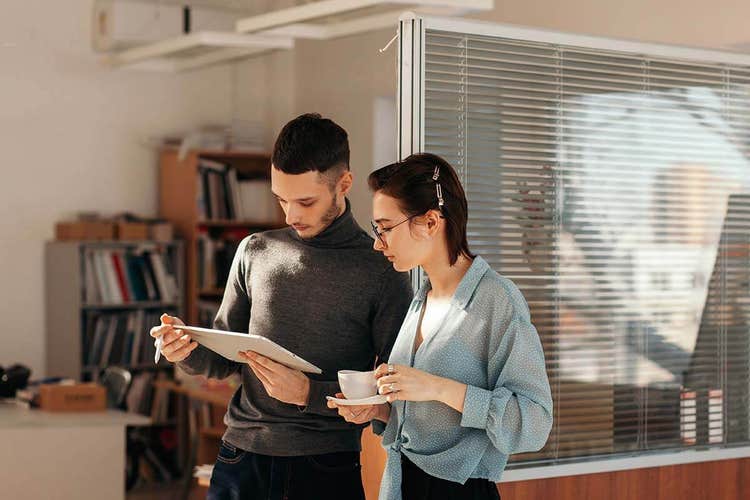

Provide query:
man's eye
left=300, top=202, right=314, bottom=207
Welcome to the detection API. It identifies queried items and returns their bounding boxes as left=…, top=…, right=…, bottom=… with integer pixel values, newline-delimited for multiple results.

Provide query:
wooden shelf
left=45, top=240, right=185, bottom=381
left=197, top=219, right=284, bottom=229
left=81, top=363, right=173, bottom=373
left=196, top=150, right=270, bottom=161
left=82, top=301, right=179, bottom=310
left=159, top=148, right=276, bottom=325
left=63, top=240, right=179, bottom=248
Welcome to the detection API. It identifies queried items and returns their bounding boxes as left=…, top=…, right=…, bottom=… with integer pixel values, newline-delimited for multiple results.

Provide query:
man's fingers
left=244, top=356, right=278, bottom=380
left=374, top=363, right=389, bottom=378
left=150, top=324, right=173, bottom=339
left=161, top=313, right=176, bottom=324
left=159, top=328, right=184, bottom=346
left=347, top=406, right=377, bottom=423
left=161, top=334, right=191, bottom=356
left=247, top=361, right=274, bottom=388
left=246, top=352, right=286, bottom=373
left=160, top=313, right=185, bottom=327
left=167, top=340, right=198, bottom=361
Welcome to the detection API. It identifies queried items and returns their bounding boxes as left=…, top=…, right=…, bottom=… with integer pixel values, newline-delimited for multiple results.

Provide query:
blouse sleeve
left=459, top=304, right=553, bottom=455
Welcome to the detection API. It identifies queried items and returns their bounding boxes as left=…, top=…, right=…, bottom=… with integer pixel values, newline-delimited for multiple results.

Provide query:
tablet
left=173, top=325, right=322, bottom=374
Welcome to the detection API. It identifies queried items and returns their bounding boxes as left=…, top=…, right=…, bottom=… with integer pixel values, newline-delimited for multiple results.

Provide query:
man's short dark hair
left=271, top=113, right=350, bottom=178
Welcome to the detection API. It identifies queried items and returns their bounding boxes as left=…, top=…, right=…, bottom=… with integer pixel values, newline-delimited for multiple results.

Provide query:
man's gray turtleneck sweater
left=178, top=200, right=413, bottom=456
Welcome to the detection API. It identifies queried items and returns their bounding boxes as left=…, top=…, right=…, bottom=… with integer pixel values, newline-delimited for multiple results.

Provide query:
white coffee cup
left=338, top=370, right=377, bottom=400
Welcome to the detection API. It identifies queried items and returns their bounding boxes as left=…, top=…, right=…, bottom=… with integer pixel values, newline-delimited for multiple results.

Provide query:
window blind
left=417, top=28, right=750, bottom=467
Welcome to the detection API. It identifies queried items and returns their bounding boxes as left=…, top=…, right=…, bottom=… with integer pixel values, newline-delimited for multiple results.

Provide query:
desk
left=0, top=402, right=149, bottom=500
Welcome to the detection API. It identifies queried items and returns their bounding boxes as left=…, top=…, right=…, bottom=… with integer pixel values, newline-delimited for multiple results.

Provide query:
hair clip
left=432, top=166, right=440, bottom=181
left=436, top=183, right=444, bottom=208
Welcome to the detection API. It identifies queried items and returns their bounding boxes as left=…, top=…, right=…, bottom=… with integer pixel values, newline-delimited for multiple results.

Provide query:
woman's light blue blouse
left=375, top=256, right=553, bottom=500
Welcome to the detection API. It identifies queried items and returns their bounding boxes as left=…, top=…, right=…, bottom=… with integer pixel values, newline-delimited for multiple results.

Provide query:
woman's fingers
left=377, top=375, right=401, bottom=395
left=377, top=374, right=397, bottom=386
left=374, top=363, right=399, bottom=379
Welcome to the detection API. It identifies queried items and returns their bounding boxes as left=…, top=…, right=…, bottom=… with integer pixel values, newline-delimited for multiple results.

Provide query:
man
left=150, top=113, right=412, bottom=499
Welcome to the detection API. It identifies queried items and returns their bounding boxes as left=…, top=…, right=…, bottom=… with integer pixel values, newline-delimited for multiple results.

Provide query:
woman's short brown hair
left=368, top=153, right=474, bottom=265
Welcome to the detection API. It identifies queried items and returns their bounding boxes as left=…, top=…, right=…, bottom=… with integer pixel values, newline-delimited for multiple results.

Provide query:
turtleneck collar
left=289, top=198, right=364, bottom=249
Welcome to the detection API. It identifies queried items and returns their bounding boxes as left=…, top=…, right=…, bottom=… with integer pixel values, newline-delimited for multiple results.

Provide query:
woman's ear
left=423, top=210, right=443, bottom=237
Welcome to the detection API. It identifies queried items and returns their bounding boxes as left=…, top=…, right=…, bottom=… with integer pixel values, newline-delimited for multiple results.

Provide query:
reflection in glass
left=423, top=31, right=750, bottom=466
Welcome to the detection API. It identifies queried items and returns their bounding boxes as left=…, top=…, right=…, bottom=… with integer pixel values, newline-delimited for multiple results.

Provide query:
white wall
left=294, top=29, right=398, bottom=225
left=292, top=0, right=750, bottom=221
left=7, top=0, right=750, bottom=377
left=0, top=0, right=257, bottom=377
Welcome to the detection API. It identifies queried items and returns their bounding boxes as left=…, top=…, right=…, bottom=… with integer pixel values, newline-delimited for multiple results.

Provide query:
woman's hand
left=327, top=393, right=391, bottom=424
left=375, top=363, right=468, bottom=411
left=374, top=363, right=442, bottom=403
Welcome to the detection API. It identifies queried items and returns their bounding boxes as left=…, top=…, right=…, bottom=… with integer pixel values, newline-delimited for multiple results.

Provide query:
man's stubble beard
left=305, top=193, right=341, bottom=239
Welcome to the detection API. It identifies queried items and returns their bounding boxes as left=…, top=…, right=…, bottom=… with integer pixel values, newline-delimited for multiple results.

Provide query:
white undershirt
left=416, top=295, right=452, bottom=349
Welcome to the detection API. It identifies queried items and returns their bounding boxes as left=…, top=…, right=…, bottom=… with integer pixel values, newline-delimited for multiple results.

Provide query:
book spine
left=103, top=250, right=123, bottom=304
left=112, top=251, right=131, bottom=303
left=149, top=251, right=172, bottom=302
left=93, top=251, right=112, bottom=303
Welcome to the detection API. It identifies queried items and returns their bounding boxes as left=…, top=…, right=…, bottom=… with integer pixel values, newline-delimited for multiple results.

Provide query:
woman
left=328, top=153, right=553, bottom=500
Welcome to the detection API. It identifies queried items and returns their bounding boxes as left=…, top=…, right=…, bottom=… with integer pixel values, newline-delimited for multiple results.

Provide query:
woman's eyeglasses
left=371, top=164, right=446, bottom=247
left=370, top=215, right=417, bottom=246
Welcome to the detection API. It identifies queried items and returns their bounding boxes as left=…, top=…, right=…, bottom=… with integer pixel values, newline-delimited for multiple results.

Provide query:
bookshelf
left=158, top=148, right=285, bottom=326
left=44, top=240, right=184, bottom=381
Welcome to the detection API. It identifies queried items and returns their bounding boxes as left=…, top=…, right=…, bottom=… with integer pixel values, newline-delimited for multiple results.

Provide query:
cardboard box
left=56, top=221, right=115, bottom=241
left=38, top=383, right=107, bottom=412
left=116, top=221, right=150, bottom=240
left=150, top=222, right=174, bottom=242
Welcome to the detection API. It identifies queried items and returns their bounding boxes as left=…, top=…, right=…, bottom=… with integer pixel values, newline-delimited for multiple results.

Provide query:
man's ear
left=338, top=170, right=353, bottom=196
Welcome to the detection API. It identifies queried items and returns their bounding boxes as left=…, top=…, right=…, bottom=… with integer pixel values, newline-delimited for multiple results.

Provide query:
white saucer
left=326, top=394, right=387, bottom=406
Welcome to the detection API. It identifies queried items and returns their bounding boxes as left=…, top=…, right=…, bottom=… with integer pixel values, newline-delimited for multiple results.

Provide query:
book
left=125, top=253, right=149, bottom=301
left=102, top=250, right=123, bottom=304
left=227, top=167, right=243, bottom=221
left=111, top=251, right=131, bottom=303
left=89, top=315, right=106, bottom=367
left=130, top=309, right=145, bottom=365
left=84, top=250, right=101, bottom=303
left=149, top=252, right=171, bottom=302
left=137, top=254, right=158, bottom=301
left=99, top=314, right=120, bottom=367
left=93, top=251, right=112, bottom=303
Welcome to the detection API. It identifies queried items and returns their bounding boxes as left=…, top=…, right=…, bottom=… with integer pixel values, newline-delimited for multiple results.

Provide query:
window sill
left=501, top=446, right=750, bottom=483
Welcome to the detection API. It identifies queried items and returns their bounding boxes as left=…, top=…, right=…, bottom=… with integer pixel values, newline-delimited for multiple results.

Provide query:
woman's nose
left=373, top=237, right=386, bottom=251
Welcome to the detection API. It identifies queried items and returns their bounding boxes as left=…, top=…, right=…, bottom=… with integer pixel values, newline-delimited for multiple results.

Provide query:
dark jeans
left=207, top=441, right=365, bottom=500
left=401, top=454, right=501, bottom=500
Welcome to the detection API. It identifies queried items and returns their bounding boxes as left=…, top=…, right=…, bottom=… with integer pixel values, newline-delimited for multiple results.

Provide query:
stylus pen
left=154, top=336, right=163, bottom=364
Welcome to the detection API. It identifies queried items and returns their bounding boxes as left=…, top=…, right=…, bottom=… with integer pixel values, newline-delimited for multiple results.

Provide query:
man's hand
left=149, top=314, right=198, bottom=362
left=239, top=351, right=310, bottom=406
left=327, top=393, right=390, bottom=424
